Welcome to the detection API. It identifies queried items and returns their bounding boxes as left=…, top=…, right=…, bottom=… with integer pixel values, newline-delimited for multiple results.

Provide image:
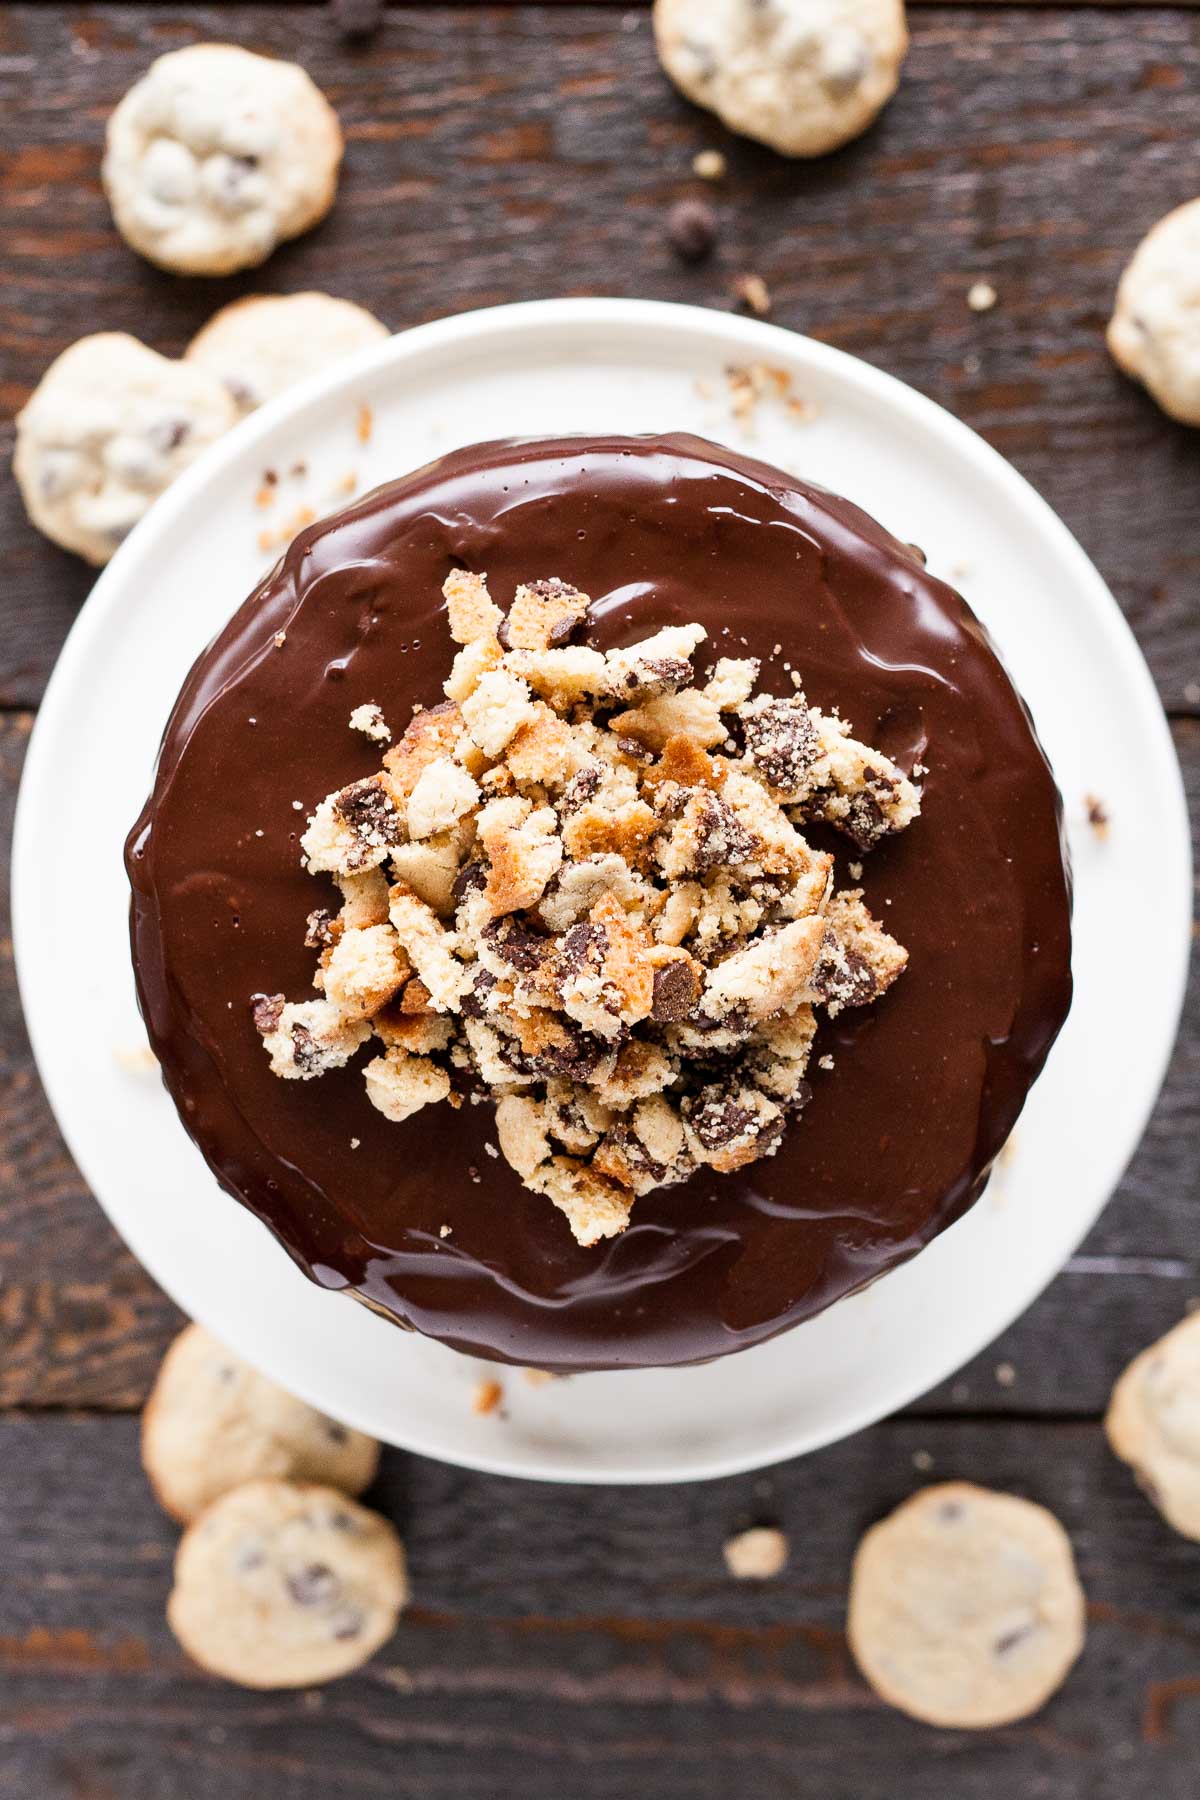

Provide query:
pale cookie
left=14, top=334, right=237, bottom=565
left=168, top=1478, right=407, bottom=1688
left=102, top=45, right=343, bottom=276
left=186, top=292, right=389, bottom=413
left=1108, top=200, right=1200, bottom=427
left=847, top=1482, right=1086, bottom=1728
left=653, top=0, right=908, bottom=159
left=1106, top=1311, right=1200, bottom=1540
left=142, top=1322, right=380, bottom=1522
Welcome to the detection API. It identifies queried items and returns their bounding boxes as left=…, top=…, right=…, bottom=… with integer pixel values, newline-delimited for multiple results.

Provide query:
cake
left=126, top=434, right=1072, bottom=1370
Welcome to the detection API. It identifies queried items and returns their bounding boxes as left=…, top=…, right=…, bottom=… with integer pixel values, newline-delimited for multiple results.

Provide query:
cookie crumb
left=692, top=148, right=727, bottom=181
left=357, top=403, right=373, bottom=446
left=439, top=1224, right=451, bottom=1238
left=473, top=1379, right=503, bottom=1415
left=668, top=197, right=717, bottom=263
left=733, top=273, right=771, bottom=317
left=1085, top=794, right=1110, bottom=839
left=349, top=702, right=391, bottom=745
left=912, top=1448, right=934, bottom=1473
left=114, top=1043, right=158, bottom=1074
left=967, top=281, right=998, bottom=313
left=995, top=1361, right=1016, bottom=1388
left=723, top=1525, right=789, bottom=1580
left=523, top=1368, right=555, bottom=1387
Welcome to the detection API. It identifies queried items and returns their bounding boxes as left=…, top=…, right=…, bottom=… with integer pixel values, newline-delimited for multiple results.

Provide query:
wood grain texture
left=0, top=709, right=1195, bottom=1412
left=0, top=1413, right=1199, bottom=1798
left=1, top=7, right=1200, bottom=710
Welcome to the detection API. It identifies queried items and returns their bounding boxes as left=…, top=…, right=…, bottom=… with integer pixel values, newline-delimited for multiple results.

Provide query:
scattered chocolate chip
left=994, top=1621, right=1037, bottom=1658
left=460, top=968, right=497, bottom=1019
left=332, top=1608, right=366, bottom=1640
left=561, top=766, right=601, bottom=813
left=334, top=778, right=402, bottom=850
left=482, top=914, right=553, bottom=975
left=668, top=198, right=717, bottom=264
left=809, top=934, right=878, bottom=1009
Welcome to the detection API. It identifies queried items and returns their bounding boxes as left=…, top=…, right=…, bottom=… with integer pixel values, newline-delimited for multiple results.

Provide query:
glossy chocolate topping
left=127, top=434, right=1072, bottom=1370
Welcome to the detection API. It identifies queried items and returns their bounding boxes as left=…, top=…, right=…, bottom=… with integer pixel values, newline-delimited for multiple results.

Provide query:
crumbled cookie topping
left=255, top=572, right=919, bottom=1247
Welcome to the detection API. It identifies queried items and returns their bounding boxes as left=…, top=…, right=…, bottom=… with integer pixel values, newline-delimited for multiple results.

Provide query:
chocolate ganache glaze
left=127, top=434, right=1072, bottom=1370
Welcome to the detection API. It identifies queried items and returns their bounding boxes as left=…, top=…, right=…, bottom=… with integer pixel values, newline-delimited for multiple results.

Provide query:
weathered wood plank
left=1, top=712, right=1195, bottom=1412
left=0, top=7, right=1199, bottom=710
left=0, top=1413, right=1197, bottom=1798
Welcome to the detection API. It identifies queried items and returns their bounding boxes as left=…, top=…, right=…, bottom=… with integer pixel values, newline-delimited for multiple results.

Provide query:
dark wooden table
left=2, top=5, right=1198, bottom=1794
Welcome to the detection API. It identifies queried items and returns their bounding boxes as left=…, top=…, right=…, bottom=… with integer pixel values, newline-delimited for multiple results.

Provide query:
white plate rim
left=12, top=297, right=1193, bottom=1483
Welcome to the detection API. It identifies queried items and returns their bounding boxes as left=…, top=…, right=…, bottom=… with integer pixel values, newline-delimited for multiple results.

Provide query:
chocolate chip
left=150, top=418, right=190, bottom=454
left=809, top=936, right=878, bottom=1009
left=325, top=1422, right=348, bottom=1445
left=668, top=198, right=717, bottom=264
left=994, top=1622, right=1037, bottom=1658
left=460, top=968, right=497, bottom=1019
left=495, top=616, right=512, bottom=652
left=452, top=860, right=486, bottom=904
left=559, top=920, right=607, bottom=979
left=233, top=1541, right=266, bottom=1573
left=561, top=766, right=601, bottom=813
left=688, top=792, right=758, bottom=873
left=652, top=958, right=701, bottom=1023
left=687, top=1090, right=756, bottom=1152
left=482, top=914, right=552, bottom=975
left=332, top=1609, right=366, bottom=1640
left=331, top=0, right=383, bottom=39
left=251, top=992, right=285, bottom=1035
left=547, top=613, right=583, bottom=648
left=287, top=1563, right=341, bottom=1606
left=304, top=909, right=335, bottom=950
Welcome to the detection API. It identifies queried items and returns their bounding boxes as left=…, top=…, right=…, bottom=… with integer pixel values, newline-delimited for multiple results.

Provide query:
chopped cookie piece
left=255, top=571, right=918, bottom=1244
left=322, top=923, right=409, bottom=1021
left=364, top=1048, right=451, bottom=1122
left=142, top=1322, right=379, bottom=1522
left=254, top=996, right=370, bottom=1078
left=167, top=1478, right=407, bottom=1689
left=502, top=578, right=590, bottom=652
left=847, top=1483, right=1086, bottom=1729
left=302, top=777, right=404, bottom=875
left=348, top=701, right=391, bottom=745
left=103, top=46, right=344, bottom=277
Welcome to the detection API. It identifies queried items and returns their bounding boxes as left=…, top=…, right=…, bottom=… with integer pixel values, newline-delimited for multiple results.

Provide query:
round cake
left=127, top=433, right=1072, bottom=1371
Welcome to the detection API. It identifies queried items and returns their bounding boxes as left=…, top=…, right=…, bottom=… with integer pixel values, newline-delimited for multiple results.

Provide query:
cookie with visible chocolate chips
left=847, top=1482, right=1085, bottom=1728
left=14, top=334, right=237, bottom=566
left=1106, top=1311, right=1200, bottom=1541
left=168, top=1478, right=407, bottom=1688
left=653, top=0, right=909, bottom=160
left=103, top=45, right=343, bottom=276
left=186, top=292, right=388, bottom=413
left=142, top=1323, right=380, bottom=1522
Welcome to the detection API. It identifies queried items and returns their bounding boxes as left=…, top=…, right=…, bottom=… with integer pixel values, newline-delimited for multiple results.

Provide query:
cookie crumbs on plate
left=254, top=570, right=919, bottom=1248
left=114, top=1043, right=158, bottom=1074
left=357, top=403, right=373, bottom=445
left=818, top=1054, right=835, bottom=1071
left=439, top=1224, right=451, bottom=1238
left=473, top=1379, right=503, bottom=1415
left=995, top=1361, right=1016, bottom=1387
left=723, top=1525, right=789, bottom=1580
left=692, top=148, right=727, bottom=181
left=1085, top=794, right=1110, bottom=839
left=912, top=1448, right=934, bottom=1473
left=966, top=281, right=998, bottom=313
left=733, top=273, right=771, bottom=317
left=274, top=632, right=287, bottom=650
left=523, top=1368, right=556, bottom=1387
